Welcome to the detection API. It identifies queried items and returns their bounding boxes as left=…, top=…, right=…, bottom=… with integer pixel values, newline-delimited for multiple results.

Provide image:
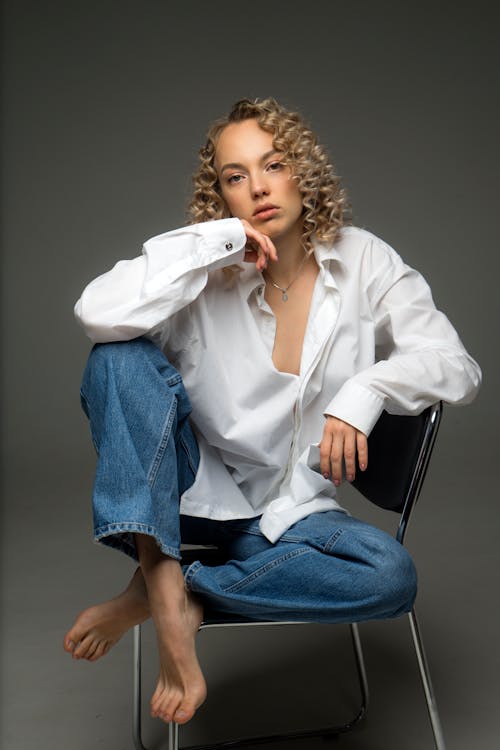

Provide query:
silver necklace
left=264, top=253, right=310, bottom=302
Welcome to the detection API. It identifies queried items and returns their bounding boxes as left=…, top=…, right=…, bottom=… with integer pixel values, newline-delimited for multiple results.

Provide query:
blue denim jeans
left=81, top=338, right=417, bottom=624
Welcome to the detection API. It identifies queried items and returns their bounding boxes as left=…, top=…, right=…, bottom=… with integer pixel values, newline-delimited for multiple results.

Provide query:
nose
left=250, top=173, right=269, bottom=198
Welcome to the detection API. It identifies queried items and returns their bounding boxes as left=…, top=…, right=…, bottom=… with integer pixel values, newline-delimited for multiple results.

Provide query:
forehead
left=214, top=119, right=275, bottom=170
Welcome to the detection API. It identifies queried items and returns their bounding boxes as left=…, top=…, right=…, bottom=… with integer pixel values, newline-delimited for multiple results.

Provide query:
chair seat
left=133, top=404, right=447, bottom=750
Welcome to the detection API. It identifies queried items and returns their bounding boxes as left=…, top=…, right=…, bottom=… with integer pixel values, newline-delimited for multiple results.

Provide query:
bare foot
left=63, top=567, right=150, bottom=661
left=135, top=536, right=207, bottom=725
left=150, top=584, right=206, bottom=725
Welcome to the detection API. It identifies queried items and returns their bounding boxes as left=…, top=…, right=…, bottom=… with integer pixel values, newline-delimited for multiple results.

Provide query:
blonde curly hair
left=187, top=98, right=349, bottom=251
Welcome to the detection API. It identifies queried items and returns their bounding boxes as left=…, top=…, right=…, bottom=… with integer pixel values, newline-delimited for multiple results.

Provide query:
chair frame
left=132, top=402, right=446, bottom=750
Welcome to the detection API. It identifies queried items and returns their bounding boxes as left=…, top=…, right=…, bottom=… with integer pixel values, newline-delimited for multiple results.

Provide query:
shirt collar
left=312, top=235, right=345, bottom=289
left=234, top=232, right=346, bottom=299
left=234, top=265, right=265, bottom=302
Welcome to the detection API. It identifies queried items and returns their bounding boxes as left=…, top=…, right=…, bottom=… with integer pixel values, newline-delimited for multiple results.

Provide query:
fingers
left=240, top=219, right=278, bottom=271
left=356, top=431, right=368, bottom=472
left=343, top=429, right=357, bottom=483
left=319, top=416, right=368, bottom=486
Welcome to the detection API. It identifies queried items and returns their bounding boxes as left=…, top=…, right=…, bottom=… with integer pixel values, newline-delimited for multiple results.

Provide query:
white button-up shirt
left=75, top=219, right=481, bottom=542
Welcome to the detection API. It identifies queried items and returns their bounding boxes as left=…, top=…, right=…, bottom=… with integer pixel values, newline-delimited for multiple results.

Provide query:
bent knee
left=373, top=541, right=417, bottom=616
left=84, top=338, right=167, bottom=387
left=89, top=338, right=157, bottom=369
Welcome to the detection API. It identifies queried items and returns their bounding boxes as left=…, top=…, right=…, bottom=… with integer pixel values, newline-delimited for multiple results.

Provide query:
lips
left=253, top=204, right=279, bottom=219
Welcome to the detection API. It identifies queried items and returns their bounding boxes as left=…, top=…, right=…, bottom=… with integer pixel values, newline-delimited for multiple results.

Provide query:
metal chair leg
left=408, top=609, right=447, bottom=750
left=349, top=622, right=369, bottom=719
left=133, top=624, right=148, bottom=750
left=133, top=621, right=369, bottom=750
left=169, top=721, right=179, bottom=750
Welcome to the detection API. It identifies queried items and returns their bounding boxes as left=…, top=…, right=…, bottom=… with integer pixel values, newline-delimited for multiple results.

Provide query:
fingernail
left=359, top=463, right=366, bottom=471
left=346, top=474, right=354, bottom=482
left=323, top=472, right=330, bottom=479
left=334, top=479, right=340, bottom=486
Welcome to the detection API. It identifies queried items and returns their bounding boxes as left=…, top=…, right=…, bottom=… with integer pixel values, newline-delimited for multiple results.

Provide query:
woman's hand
left=240, top=219, right=278, bottom=272
left=319, top=416, right=368, bottom=486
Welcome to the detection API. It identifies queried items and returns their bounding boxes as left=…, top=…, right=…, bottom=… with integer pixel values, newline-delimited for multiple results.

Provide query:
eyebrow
left=219, top=149, right=280, bottom=175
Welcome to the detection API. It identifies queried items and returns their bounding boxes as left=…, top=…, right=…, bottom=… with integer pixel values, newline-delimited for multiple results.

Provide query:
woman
left=64, top=98, right=481, bottom=726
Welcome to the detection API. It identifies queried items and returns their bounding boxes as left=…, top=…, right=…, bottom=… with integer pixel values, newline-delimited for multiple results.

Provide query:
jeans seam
left=165, top=373, right=182, bottom=387
left=94, top=522, right=181, bottom=560
left=224, top=547, right=313, bottom=594
left=147, top=400, right=176, bottom=487
left=179, top=430, right=199, bottom=477
left=324, top=528, right=345, bottom=553
left=184, top=560, right=203, bottom=590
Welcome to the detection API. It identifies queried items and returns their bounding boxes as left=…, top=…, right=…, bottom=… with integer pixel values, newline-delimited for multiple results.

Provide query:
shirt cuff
left=324, top=380, right=386, bottom=436
left=201, top=218, right=247, bottom=272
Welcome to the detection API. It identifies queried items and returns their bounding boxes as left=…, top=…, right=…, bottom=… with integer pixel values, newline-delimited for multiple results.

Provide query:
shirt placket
left=281, top=279, right=341, bottom=489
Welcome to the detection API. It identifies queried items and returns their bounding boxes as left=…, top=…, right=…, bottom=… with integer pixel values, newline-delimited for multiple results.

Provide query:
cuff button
left=225, top=242, right=233, bottom=251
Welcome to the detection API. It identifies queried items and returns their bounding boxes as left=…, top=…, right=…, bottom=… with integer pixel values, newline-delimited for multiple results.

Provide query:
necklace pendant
left=282, top=292, right=288, bottom=302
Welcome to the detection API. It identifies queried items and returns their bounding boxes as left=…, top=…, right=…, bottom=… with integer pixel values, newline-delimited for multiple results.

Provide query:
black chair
left=132, top=402, right=446, bottom=750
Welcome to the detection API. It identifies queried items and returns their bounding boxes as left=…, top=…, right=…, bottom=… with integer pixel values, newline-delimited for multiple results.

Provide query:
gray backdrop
left=2, top=1, right=498, bottom=749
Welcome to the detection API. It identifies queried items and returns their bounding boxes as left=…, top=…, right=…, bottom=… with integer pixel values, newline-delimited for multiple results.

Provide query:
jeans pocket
left=223, top=546, right=313, bottom=595
left=279, top=511, right=347, bottom=553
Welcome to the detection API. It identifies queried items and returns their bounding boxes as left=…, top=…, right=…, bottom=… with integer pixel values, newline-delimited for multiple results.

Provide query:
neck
left=268, top=228, right=310, bottom=286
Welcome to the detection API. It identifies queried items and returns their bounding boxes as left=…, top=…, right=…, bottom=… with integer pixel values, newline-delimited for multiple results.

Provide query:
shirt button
left=225, top=242, right=233, bottom=251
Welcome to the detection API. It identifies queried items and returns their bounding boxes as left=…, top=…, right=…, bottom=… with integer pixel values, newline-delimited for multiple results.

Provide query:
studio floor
left=2, top=428, right=498, bottom=750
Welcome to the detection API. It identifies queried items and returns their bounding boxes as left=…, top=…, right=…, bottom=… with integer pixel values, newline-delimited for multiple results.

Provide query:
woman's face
left=214, top=118, right=304, bottom=245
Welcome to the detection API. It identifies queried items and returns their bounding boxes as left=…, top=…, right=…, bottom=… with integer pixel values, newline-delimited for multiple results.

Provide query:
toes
left=150, top=692, right=163, bottom=719
left=173, top=705, right=195, bottom=724
left=64, top=613, right=88, bottom=651
left=164, top=693, right=183, bottom=724
left=63, top=636, right=76, bottom=654
left=64, top=624, right=85, bottom=653
left=88, top=640, right=109, bottom=662
left=151, top=693, right=196, bottom=725
left=151, top=688, right=182, bottom=724
left=85, top=640, right=101, bottom=661
left=150, top=684, right=163, bottom=713
left=73, top=634, right=94, bottom=659
left=85, top=641, right=102, bottom=661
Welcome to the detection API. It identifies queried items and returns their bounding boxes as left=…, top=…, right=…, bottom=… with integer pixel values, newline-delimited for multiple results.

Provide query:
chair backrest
left=351, top=403, right=442, bottom=542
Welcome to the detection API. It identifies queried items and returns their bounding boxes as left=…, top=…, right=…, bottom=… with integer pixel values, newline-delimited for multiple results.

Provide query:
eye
left=226, top=173, right=245, bottom=185
left=267, top=161, right=284, bottom=172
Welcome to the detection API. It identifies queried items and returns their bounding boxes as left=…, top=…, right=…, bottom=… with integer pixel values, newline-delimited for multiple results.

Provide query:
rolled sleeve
left=75, top=218, right=247, bottom=342
left=324, top=380, right=386, bottom=436
left=143, top=218, right=246, bottom=292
